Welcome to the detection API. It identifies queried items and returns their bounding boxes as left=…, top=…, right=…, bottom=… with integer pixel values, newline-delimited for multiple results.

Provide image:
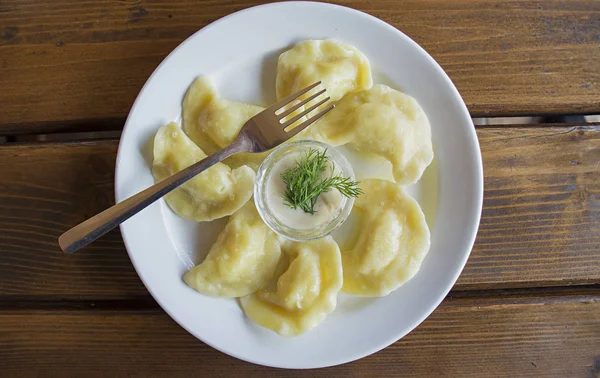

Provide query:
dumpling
left=183, top=202, right=281, bottom=297
left=152, top=122, right=255, bottom=221
left=305, top=87, right=375, bottom=145
left=225, top=150, right=268, bottom=172
left=335, top=145, right=395, bottom=182
left=240, top=237, right=343, bottom=336
left=182, top=76, right=267, bottom=171
left=309, top=85, right=434, bottom=185
left=276, top=40, right=372, bottom=103
left=341, top=179, right=430, bottom=297
left=183, top=76, right=262, bottom=153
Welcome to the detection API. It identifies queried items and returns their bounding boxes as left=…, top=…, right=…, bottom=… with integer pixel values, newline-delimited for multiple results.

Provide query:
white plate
left=115, top=1, right=483, bottom=369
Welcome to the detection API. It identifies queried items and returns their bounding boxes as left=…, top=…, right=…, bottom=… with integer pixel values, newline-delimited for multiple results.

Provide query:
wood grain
left=0, top=291, right=598, bottom=377
left=1, top=0, right=599, bottom=133
left=0, top=126, right=598, bottom=299
left=0, top=140, right=148, bottom=300
left=459, top=125, right=600, bottom=289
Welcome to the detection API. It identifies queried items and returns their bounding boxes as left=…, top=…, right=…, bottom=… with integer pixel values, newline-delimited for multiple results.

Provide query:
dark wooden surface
left=1, top=289, right=598, bottom=377
left=466, top=126, right=600, bottom=289
left=1, top=0, right=600, bottom=133
left=1, top=0, right=600, bottom=376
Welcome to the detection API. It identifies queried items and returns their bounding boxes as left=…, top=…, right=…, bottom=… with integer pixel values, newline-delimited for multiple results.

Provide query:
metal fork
left=59, top=82, right=333, bottom=254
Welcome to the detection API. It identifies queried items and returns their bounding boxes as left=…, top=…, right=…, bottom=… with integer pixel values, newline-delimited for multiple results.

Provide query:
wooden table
left=1, top=1, right=599, bottom=376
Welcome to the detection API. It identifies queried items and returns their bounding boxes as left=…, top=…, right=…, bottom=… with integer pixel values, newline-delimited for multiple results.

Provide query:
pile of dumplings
left=152, top=40, right=433, bottom=336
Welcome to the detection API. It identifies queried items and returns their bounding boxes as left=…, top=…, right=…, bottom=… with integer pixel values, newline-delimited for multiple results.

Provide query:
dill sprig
left=280, top=148, right=362, bottom=214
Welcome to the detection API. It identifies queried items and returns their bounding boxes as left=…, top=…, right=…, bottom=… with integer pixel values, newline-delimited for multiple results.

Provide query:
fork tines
left=270, top=81, right=334, bottom=133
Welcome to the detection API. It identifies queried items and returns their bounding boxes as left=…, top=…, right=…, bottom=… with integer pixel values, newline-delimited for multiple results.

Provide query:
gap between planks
left=0, top=115, right=599, bottom=142
left=0, top=284, right=598, bottom=312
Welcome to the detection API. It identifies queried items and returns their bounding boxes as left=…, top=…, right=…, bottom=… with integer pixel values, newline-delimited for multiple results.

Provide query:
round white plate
left=115, top=1, right=483, bottom=369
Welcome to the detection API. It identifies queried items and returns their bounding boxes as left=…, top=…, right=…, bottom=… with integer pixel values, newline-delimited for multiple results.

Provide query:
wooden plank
left=1, top=0, right=599, bottom=133
left=0, top=126, right=598, bottom=299
left=0, top=140, right=148, bottom=300
left=458, top=125, right=600, bottom=289
left=0, top=291, right=598, bottom=377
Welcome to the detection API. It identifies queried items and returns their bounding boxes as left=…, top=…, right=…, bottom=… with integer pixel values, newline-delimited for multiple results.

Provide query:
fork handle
left=59, top=135, right=252, bottom=254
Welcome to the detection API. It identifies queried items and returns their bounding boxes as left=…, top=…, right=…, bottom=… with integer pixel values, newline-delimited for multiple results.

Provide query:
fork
left=59, top=82, right=333, bottom=254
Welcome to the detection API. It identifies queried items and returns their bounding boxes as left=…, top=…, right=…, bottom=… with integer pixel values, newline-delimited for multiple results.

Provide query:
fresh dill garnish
left=280, top=148, right=362, bottom=214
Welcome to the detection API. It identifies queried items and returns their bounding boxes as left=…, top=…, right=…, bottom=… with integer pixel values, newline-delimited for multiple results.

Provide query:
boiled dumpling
left=240, top=237, right=343, bottom=336
left=305, top=87, right=374, bottom=145
left=182, top=76, right=267, bottom=171
left=349, top=103, right=433, bottom=185
left=183, top=76, right=262, bottom=153
left=341, top=180, right=430, bottom=297
left=276, top=40, right=372, bottom=103
left=152, top=122, right=255, bottom=221
left=334, top=145, right=395, bottom=182
left=309, top=85, right=433, bottom=185
left=183, top=202, right=281, bottom=297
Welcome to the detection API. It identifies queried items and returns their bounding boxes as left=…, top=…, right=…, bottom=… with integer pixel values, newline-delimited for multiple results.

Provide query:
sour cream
left=265, top=151, right=344, bottom=230
left=254, top=140, right=356, bottom=241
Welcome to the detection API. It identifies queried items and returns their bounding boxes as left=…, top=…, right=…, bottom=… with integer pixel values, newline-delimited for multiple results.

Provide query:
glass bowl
left=254, top=140, right=356, bottom=241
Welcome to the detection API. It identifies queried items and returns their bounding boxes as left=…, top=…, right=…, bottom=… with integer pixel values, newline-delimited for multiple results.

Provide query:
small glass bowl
left=254, top=140, right=356, bottom=241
